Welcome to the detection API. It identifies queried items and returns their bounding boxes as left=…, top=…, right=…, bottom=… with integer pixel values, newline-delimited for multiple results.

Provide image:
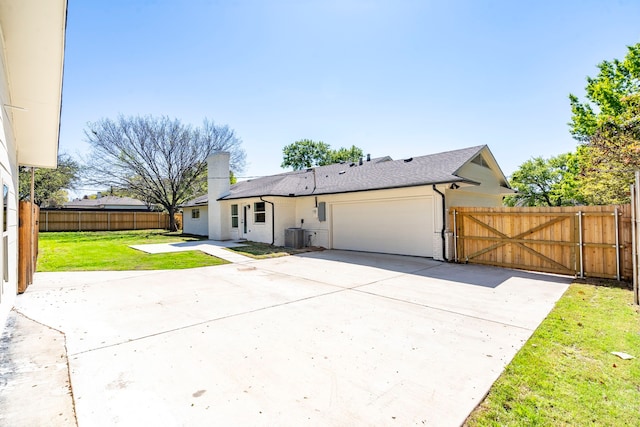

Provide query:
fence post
left=577, top=211, right=584, bottom=278
left=134, top=212, right=137, bottom=230
left=614, top=207, right=621, bottom=281
left=632, top=186, right=638, bottom=304
left=45, top=211, right=48, bottom=232
left=78, top=211, right=81, bottom=232
left=453, top=209, right=458, bottom=263
left=108, top=212, right=111, bottom=231
left=635, top=172, right=640, bottom=305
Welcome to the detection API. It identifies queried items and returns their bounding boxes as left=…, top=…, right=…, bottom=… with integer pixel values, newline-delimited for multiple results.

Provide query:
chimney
left=97, top=191, right=102, bottom=199
left=207, top=152, right=231, bottom=240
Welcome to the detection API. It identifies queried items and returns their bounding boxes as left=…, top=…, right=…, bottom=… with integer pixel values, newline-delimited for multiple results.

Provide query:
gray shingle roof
left=181, top=194, right=209, bottom=207
left=64, top=196, right=147, bottom=208
left=223, top=145, right=498, bottom=200
left=185, top=145, right=507, bottom=205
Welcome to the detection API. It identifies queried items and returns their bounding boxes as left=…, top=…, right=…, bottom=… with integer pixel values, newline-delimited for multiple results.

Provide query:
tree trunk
left=168, top=206, right=177, bottom=232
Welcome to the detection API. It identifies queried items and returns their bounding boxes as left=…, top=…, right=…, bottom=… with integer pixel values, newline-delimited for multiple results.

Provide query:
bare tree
left=85, top=115, right=245, bottom=231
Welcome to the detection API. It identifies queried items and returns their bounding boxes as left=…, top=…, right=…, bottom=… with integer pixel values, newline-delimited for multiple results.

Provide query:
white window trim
left=254, top=202, right=266, bottom=224
left=231, top=204, right=239, bottom=228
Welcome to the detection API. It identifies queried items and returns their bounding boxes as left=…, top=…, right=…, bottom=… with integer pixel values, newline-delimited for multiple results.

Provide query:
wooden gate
left=451, top=205, right=631, bottom=280
left=18, top=201, right=39, bottom=293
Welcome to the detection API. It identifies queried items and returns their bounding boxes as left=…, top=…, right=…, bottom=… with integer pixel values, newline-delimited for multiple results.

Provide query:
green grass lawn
left=465, top=281, right=640, bottom=426
left=37, top=230, right=228, bottom=271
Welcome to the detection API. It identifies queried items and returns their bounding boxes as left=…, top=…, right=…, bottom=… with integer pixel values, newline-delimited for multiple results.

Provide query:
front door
left=242, top=205, right=248, bottom=237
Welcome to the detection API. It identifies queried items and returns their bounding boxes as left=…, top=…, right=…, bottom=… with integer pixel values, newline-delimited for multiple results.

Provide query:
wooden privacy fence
left=39, top=211, right=182, bottom=232
left=450, top=205, right=631, bottom=280
left=18, top=201, right=39, bottom=293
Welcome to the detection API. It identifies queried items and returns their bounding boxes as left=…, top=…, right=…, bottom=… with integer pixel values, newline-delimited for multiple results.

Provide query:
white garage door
left=332, top=197, right=434, bottom=257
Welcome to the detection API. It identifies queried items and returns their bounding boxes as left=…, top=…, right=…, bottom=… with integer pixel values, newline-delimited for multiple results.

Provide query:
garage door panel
left=332, top=198, right=434, bottom=257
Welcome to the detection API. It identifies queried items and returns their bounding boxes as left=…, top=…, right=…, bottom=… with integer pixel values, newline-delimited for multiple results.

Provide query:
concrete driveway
left=8, top=250, right=570, bottom=426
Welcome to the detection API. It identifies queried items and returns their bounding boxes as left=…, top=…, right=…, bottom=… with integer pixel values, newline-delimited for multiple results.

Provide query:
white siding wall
left=442, top=161, right=508, bottom=260
left=296, top=186, right=442, bottom=258
left=0, top=41, right=21, bottom=328
left=273, top=199, right=296, bottom=247
left=183, top=206, right=209, bottom=236
left=212, top=168, right=507, bottom=260
left=295, top=196, right=330, bottom=248
left=223, top=186, right=443, bottom=258
left=226, top=198, right=275, bottom=245
left=447, top=162, right=508, bottom=207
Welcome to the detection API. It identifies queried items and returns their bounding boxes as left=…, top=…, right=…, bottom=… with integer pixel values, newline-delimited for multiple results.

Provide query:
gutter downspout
left=260, top=196, right=275, bottom=245
left=432, top=184, right=448, bottom=262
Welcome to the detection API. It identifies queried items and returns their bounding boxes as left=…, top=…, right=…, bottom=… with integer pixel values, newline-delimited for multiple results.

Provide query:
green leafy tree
left=281, top=140, right=366, bottom=170
left=329, top=145, right=364, bottom=164
left=575, top=94, right=640, bottom=204
left=281, top=139, right=332, bottom=170
left=569, top=43, right=640, bottom=141
left=85, top=115, right=245, bottom=231
left=504, top=153, right=584, bottom=207
left=19, top=153, right=81, bottom=207
left=569, top=43, right=640, bottom=203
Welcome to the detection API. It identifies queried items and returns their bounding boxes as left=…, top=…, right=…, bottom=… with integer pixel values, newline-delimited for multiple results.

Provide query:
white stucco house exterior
left=183, top=145, right=513, bottom=260
left=0, top=0, right=67, bottom=329
left=182, top=194, right=209, bottom=237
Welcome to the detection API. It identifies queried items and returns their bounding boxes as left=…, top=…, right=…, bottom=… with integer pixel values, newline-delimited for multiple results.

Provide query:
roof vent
left=359, top=157, right=363, bottom=166
left=349, top=163, right=356, bottom=167
left=306, top=168, right=313, bottom=172
left=339, top=171, right=346, bottom=175
left=404, top=157, right=413, bottom=163
left=367, top=153, right=371, bottom=162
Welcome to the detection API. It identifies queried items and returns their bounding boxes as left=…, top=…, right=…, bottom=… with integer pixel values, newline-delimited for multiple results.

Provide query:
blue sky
left=60, top=0, right=640, bottom=193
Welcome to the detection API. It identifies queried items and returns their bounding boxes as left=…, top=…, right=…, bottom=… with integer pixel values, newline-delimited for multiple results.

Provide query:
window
left=254, top=202, right=266, bottom=223
left=231, top=204, right=238, bottom=228
left=191, top=208, right=200, bottom=219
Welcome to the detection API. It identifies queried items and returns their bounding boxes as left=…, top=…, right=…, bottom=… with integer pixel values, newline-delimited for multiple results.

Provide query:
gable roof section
left=217, top=145, right=507, bottom=201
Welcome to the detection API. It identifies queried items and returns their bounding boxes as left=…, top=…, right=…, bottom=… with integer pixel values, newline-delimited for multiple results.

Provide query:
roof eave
left=219, top=178, right=475, bottom=200
left=0, top=0, right=67, bottom=168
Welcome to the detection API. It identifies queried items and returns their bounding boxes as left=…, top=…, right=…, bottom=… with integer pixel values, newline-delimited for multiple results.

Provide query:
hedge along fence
left=39, top=210, right=183, bottom=232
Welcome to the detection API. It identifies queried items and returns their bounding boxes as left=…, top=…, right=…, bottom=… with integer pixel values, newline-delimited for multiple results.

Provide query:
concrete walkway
left=129, top=240, right=254, bottom=263
left=4, top=251, right=571, bottom=426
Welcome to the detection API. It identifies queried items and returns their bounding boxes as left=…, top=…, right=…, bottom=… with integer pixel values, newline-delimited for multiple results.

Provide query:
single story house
left=63, top=195, right=150, bottom=211
left=182, top=145, right=514, bottom=260
left=0, top=0, right=67, bottom=329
